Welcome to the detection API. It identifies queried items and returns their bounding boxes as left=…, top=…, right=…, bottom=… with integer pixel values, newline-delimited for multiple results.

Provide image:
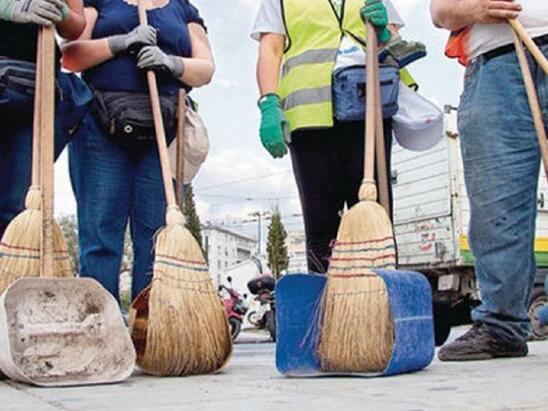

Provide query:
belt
left=482, top=33, right=548, bottom=62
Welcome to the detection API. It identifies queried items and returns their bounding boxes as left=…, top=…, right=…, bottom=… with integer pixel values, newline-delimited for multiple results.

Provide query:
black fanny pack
left=91, top=89, right=178, bottom=156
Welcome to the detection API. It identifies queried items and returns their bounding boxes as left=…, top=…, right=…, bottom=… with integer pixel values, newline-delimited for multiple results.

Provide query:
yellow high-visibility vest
left=279, top=0, right=418, bottom=132
left=279, top=0, right=367, bottom=132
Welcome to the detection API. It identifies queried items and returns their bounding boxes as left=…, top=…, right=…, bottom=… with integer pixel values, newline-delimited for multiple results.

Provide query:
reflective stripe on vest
left=280, top=0, right=367, bottom=132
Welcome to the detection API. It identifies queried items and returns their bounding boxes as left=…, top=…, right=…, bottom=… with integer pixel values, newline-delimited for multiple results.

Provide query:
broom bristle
left=139, top=209, right=232, bottom=376
left=0, top=188, right=74, bottom=294
left=317, top=199, right=396, bottom=373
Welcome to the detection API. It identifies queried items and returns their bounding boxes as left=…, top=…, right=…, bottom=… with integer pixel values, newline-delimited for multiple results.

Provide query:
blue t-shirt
left=83, top=0, right=205, bottom=95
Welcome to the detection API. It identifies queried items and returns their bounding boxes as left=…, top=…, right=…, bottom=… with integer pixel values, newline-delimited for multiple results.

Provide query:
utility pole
left=248, top=210, right=272, bottom=255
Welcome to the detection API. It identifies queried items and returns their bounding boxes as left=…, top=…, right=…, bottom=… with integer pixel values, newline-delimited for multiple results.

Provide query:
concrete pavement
left=1, top=328, right=547, bottom=411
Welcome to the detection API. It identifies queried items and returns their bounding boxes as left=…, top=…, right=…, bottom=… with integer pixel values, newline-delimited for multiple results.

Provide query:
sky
left=54, top=0, right=465, bottom=242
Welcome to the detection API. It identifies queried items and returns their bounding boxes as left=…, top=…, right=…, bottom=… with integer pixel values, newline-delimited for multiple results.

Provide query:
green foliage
left=58, top=214, right=79, bottom=275
left=266, top=208, right=289, bottom=279
left=183, top=184, right=203, bottom=249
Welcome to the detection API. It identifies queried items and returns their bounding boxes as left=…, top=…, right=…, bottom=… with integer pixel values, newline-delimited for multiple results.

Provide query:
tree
left=183, top=183, right=203, bottom=249
left=266, top=208, right=289, bottom=279
left=58, top=214, right=79, bottom=274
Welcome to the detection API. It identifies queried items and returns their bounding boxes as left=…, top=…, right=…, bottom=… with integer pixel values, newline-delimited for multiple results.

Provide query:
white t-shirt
left=468, top=0, right=548, bottom=60
left=251, top=0, right=404, bottom=70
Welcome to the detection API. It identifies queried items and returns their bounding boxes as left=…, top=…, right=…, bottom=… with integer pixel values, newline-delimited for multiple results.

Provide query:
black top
left=0, top=22, right=40, bottom=62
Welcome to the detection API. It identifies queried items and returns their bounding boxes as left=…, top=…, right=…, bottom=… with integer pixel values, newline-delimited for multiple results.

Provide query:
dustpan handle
left=175, top=89, right=187, bottom=209
left=138, top=0, right=178, bottom=210
left=40, top=26, right=56, bottom=278
left=31, top=30, right=42, bottom=188
left=373, top=46, right=390, bottom=215
left=508, top=19, right=548, bottom=75
left=511, top=27, right=548, bottom=185
left=361, top=21, right=379, bottom=202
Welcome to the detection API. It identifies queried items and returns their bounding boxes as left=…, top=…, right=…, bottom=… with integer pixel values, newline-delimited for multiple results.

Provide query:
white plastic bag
left=393, top=83, right=444, bottom=152
left=168, top=105, right=209, bottom=183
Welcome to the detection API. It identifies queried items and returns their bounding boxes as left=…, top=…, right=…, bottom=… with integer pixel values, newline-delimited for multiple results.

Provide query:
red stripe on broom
left=154, top=253, right=207, bottom=266
left=330, top=253, right=396, bottom=262
left=334, top=237, right=394, bottom=246
left=0, top=242, right=69, bottom=255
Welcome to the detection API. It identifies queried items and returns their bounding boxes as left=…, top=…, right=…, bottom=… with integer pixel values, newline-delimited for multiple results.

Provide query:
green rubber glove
left=258, top=94, right=289, bottom=159
left=361, top=0, right=391, bottom=44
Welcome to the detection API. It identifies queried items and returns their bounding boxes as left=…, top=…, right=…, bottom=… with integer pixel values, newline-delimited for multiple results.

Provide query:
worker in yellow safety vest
left=252, top=0, right=406, bottom=273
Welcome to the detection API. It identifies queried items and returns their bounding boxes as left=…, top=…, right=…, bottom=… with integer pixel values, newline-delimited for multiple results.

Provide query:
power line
left=195, top=170, right=292, bottom=192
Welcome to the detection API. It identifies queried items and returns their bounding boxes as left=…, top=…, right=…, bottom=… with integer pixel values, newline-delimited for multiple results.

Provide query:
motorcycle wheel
left=229, top=317, right=242, bottom=341
left=265, top=310, right=276, bottom=342
left=247, top=310, right=261, bottom=327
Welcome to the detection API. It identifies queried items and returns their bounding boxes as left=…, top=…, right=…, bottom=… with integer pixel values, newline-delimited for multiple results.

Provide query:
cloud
left=391, top=0, right=425, bottom=20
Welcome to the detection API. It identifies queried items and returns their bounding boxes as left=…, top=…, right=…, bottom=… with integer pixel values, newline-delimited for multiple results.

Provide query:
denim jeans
left=458, top=44, right=548, bottom=343
left=0, top=69, right=91, bottom=238
left=69, top=112, right=174, bottom=301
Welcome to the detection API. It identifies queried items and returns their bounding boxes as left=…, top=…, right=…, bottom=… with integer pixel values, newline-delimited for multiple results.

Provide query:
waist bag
left=0, top=58, right=64, bottom=98
left=332, top=64, right=400, bottom=121
left=91, top=89, right=177, bottom=156
left=0, top=58, right=37, bottom=96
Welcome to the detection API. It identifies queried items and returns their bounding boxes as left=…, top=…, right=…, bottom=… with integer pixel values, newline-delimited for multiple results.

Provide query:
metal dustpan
left=276, top=271, right=435, bottom=377
left=0, top=27, right=135, bottom=386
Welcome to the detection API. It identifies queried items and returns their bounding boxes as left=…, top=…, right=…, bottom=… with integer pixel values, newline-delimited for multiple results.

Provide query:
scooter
left=247, top=274, right=276, bottom=341
left=219, top=277, right=248, bottom=341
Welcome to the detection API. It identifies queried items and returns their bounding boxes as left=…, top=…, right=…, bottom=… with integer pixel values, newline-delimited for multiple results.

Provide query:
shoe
left=438, top=323, right=528, bottom=361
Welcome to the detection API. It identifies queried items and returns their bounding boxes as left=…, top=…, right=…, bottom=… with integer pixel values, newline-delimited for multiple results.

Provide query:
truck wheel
left=265, top=310, right=276, bottom=342
left=434, top=303, right=452, bottom=347
left=528, top=287, right=548, bottom=341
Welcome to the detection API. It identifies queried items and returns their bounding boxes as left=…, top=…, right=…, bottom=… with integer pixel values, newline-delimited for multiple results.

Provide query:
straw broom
left=317, top=23, right=395, bottom=373
left=0, top=27, right=72, bottom=294
left=510, top=24, right=548, bottom=184
left=135, top=0, right=232, bottom=376
left=508, top=19, right=548, bottom=75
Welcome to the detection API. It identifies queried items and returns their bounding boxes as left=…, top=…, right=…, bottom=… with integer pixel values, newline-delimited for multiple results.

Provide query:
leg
left=130, top=148, right=168, bottom=300
left=69, top=113, right=133, bottom=300
left=289, top=129, right=345, bottom=273
left=0, top=71, right=91, bottom=238
left=340, top=119, right=393, bottom=214
left=459, top=52, right=542, bottom=344
left=0, top=88, right=34, bottom=238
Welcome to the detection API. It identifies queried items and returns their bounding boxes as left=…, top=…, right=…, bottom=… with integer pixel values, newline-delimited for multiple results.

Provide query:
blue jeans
left=69, top=112, right=173, bottom=301
left=458, top=44, right=548, bottom=343
left=0, top=68, right=91, bottom=238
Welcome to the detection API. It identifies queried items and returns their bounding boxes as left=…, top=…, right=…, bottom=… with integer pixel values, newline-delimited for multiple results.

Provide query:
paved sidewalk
left=1, top=328, right=547, bottom=411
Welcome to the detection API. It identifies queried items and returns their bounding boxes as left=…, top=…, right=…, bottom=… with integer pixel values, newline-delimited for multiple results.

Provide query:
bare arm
left=257, top=33, right=285, bottom=96
left=179, top=23, right=215, bottom=87
left=430, top=0, right=521, bottom=32
left=56, top=0, right=85, bottom=40
left=61, top=7, right=113, bottom=72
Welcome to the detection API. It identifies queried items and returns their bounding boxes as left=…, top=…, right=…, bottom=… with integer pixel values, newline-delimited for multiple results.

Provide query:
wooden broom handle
left=31, top=30, right=42, bottom=187
left=508, top=19, right=548, bottom=75
left=374, top=49, right=391, bottom=215
left=40, top=26, right=56, bottom=278
left=364, top=21, right=378, bottom=185
left=175, top=90, right=187, bottom=209
left=511, top=29, right=548, bottom=184
left=138, top=0, right=178, bottom=209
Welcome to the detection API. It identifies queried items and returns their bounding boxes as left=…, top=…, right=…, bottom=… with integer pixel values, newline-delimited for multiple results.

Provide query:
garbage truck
left=392, top=105, right=548, bottom=345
